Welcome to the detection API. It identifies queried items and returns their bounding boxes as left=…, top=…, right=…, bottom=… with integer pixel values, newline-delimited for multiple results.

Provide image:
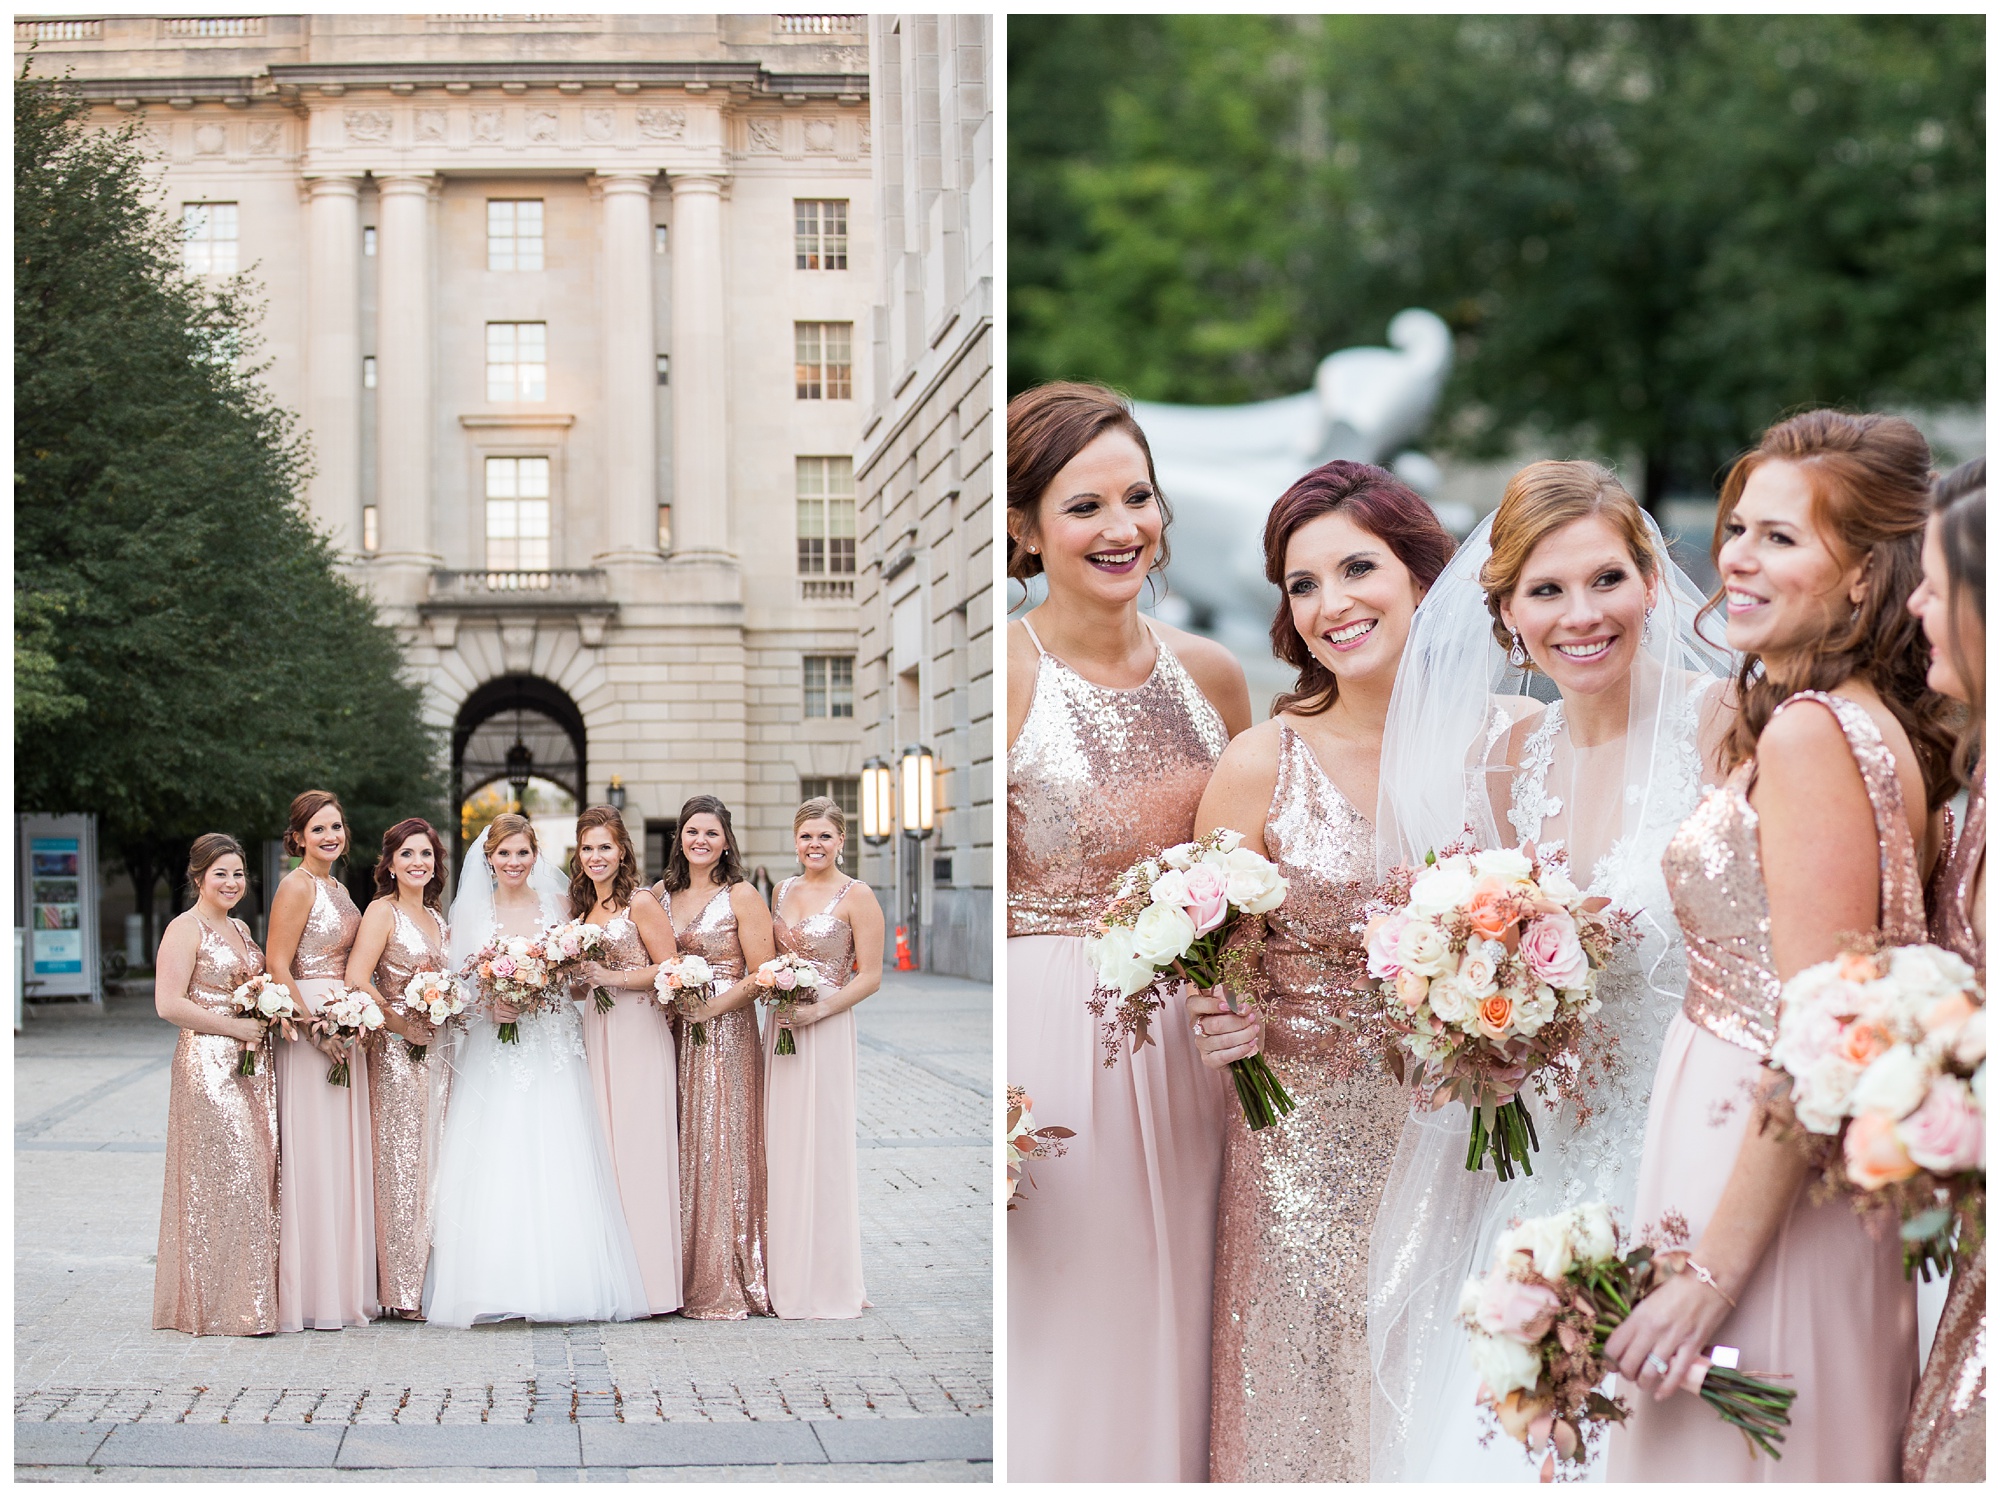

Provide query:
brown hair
left=1932, top=457, right=1985, bottom=786
left=1006, top=381, right=1171, bottom=583
left=1708, top=410, right=1955, bottom=809
left=484, top=811, right=538, bottom=855
left=662, top=794, right=747, bottom=894
left=283, top=789, right=347, bottom=859
left=186, top=832, right=246, bottom=899
left=568, top=805, right=639, bottom=916
left=1480, top=461, right=1662, bottom=660
left=372, top=817, right=447, bottom=909
left=794, top=795, right=847, bottom=838
left=1264, top=460, right=1455, bottom=717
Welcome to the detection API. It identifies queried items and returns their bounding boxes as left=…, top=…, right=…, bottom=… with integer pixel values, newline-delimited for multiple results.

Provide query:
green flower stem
left=1173, top=955, right=1297, bottom=1132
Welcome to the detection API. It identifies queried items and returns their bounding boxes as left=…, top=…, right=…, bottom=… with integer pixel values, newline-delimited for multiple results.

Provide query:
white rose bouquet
left=1768, top=940, right=1985, bottom=1279
left=309, top=986, right=386, bottom=1087
left=1005, top=1085, right=1075, bottom=1210
left=1459, top=1206, right=1796, bottom=1479
left=400, top=969, right=466, bottom=1063
left=541, top=918, right=614, bottom=1011
left=1357, top=837, right=1635, bottom=1178
left=1083, top=828, right=1295, bottom=1131
left=468, top=933, right=555, bottom=1043
left=654, top=953, right=718, bottom=1045
left=226, top=973, right=300, bottom=1076
left=753, top=952, right=825, bottom=1055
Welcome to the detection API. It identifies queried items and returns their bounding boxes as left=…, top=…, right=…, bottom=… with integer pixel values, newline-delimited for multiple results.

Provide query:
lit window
left=794, top=322, right=852, bottom=401
left=486, top=322, right=547, bottom=402
left=800, top=776, right=860, bottom=820
left=487, top=200, right=544, bottom=272
left=796, top=456, right=856, bottom=598
left=794, top=199, right=848, bottom=270
left=362, top=356, right=377, bottom=389
left=182, top=202, right=238, bottom=275
left=362, top=505, right=379, bottom=553
left=803, top=655, right=855, bottom=719
left=485, top=456, right=551, bottom=571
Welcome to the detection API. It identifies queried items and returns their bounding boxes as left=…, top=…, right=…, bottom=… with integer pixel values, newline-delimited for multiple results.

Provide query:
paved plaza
left=15, top=972, right=993, bottom=1481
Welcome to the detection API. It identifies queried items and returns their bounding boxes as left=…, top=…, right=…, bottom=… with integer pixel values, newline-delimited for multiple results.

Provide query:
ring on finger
left=1644, top=1353, right=1670, bottom=1377
left=1193, top=1020, right=1206, bottom=1037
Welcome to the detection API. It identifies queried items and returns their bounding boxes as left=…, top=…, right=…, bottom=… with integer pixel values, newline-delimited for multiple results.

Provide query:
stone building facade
left=852, top=16, right=992, bottom=979
left=19, top=13, right=888, bottom=877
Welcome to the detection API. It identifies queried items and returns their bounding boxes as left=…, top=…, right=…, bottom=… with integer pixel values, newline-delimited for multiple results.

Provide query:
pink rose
left=1519, top=914, right=1587, bottom=989
left=774, top=968, right=797, bottom=992
left=1178, top=863, right=1230, bottom=936
left=1844, top=1110, right=1920, bottom=1191
left=1896, top=1076, right=1984, bottom=1175
left=494, top=956, right=517, bottom=978
left=1477, top=1275, right=1564, bottom=1344
left=1366, top=909, right=1409, bottom=980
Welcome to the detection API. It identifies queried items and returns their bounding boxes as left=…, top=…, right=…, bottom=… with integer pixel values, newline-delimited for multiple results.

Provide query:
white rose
left=1793, top=1053, right=1863, bottom=1134
left=1537, top=866, right=1580, bottom=906
left=1512, top=984, right=1558, bottom=1037
left=1497, top=1213, right=1574, bottom=1279
left=1427, top=976, right=1477, bottom=1026
left=1409, top=860, right=1477, bottom=918
left=1217, top=846, right=1288, bottom=914
left=1568, top=1203, right=1618, bottom=1266
left=256, top=989, right=288, bottom=1018
left=361, top=1002, right=385, bottom=1028
left=1474, top=847, right=1534, bottom=884
left=680, top=955, right=714, bottom=985
left=1457, top=940, right=1506, bottom=999
left=1211, top=827, right=1245, bottom=854
left=1459, top=1275, right=1488, bottom=1321
left=1087, top=927, right=1156, bottom=999
left=1148, top=867, right=1192, bottom=912
left=1398, top=920, right=1454, bottom=978
left=1129, top=900, right=1197, bottom=969
left=1954, top=1008, right=1986, bottom=1069
left=1466, top=1328, right=1542, bottom=1401
left=1888, top=944, right=1976, bottom=1009
left=1849, top=1043, right=1934, bottom=1122
left=1159, top=842, right=1197, bottom=872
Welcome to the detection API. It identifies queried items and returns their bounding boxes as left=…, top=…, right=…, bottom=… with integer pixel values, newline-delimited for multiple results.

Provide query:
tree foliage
left=15, top=62, right=444, bottom=911
left=1010, top=15, right=1985, bottom=498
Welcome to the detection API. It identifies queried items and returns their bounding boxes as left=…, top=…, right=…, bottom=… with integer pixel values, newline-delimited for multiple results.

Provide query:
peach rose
left=1920, top=990, right=1978, bottom=1038
left=1837, top=950, right=1882, bottom=984
left=1395, top=967, right=1430, bottom=1013
left=1492, top=1387, right=1557, bottom=1444
left=1844, top=1109, right=1920, bottom=1191
left=1476, top=990, right=1516, bottom=1041
left=1464, top=878, right=1517, bottom=941
left=1836, top=1021, right=1893, bottom=1069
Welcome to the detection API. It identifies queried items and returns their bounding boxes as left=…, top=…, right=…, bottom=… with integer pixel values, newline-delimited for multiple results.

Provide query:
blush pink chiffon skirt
left=1609, top=1015, right=1917, bottom=1482
left=581, top=995, right=684, bottom=1316
left=763, top=1006, right=868, bottom=1318
left=276, top=976, right=379, bottom=1331
left=1007, top=933, right=1228, bottom=1482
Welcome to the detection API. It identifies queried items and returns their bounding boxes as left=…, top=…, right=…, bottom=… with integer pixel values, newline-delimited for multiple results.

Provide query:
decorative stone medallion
left=193, top=122, right=226, bottom=155
left=637, top=106, right=686, bottom=142
left=526, top=108, right=558, bottom=144
left=248, top=120, right=281, bottom=155
left=343, top=108, right=392, bottom=143
left=745, top=117, right=780, bottom=154
left=803, top=117, right=836, bottom=154
left=415, top=108, right=447, bottom=144
left=471, top=107, right=504, bottom=144
left=583, top=107, right=614, bottom=142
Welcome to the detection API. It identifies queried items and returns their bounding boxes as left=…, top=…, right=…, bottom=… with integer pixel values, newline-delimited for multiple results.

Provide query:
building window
left=654, top=224, right=668, bottom=255
left=794, top=199, right=848, bottom=270
left=486, top=322, right=547, bottom=402
left=800, top=776, right=860, bottom=821
left=362, top=356, right=377, bottom=389
left=796, top=456, right=856, bottom=600
left=802, top=655, right=854, bottom=719
left=657, top=503, right=672, bottom=551
left=361, top=505, right=379, bottom=553
left=487, top=199, right=544, bottom=272
left=794, top=321, right=852, bottom=400
left=362, top=225, right=377, bottom=256
left=181, top=202, right=238, bottom=275
left=655, top=354, right=670, bottom=386
left=484, top=456, right=551, bottom=571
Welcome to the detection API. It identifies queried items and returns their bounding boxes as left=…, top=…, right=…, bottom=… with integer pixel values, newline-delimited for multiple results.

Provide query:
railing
left=15, top=18, right=102, bottom=41
left=777, top=15, right=863, bottom=35
left=428, top=13, right=560, bottom=23
left=799, top=577, right=855, bottom=602
left=162, top=16, right=264, bottom=37
left=427, top=568, right=612, bottom=604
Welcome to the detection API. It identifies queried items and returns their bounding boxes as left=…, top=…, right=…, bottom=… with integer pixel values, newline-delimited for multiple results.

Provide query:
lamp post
left=898, top=743, right=935, bottom=969
left=505, top=738, right=534, bottom=813
left=606, top=775, right=626, bottom=812
left=860, top=756, right=894, bottom=846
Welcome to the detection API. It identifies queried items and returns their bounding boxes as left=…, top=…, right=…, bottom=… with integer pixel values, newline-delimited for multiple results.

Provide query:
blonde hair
left=1480, top=460, right=1661, bottom=658
left=793, top=796, right=846, bottom=837
left=484, top=811, right=538, bottom=854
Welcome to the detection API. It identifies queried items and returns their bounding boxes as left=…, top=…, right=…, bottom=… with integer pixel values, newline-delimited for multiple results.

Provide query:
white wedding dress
left=422, top=830, right=650, bottom=1326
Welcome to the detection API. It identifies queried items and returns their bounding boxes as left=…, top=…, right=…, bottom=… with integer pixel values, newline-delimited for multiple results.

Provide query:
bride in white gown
left=423, top=813, right=650, bottom=1326
left=1367, top=463, right=1732, bottom=1481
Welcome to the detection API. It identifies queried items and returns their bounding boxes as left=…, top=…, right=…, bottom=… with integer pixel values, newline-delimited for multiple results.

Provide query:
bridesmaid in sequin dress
left=764, top=797, right=884, bottom=1319
left=266, top=789, right=378, bottom=1331
left=1608, top=413, right=1958, bottom=1481
left=571, top=805, right=684, bottom=1316
left=1005, top=384, right=1251, bottom=1482
left=653, top=795, right=775, bottom=1319
left=1903, top=458, right=1985, bottom=1482
left=1187, top=464, right=1451, bottom=1480
left=345, top=818, right=450, bottom=1320
left=154, top=834, right=281, bottom=1336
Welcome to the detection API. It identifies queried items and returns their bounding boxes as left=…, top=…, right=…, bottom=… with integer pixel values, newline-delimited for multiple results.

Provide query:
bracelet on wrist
left=1686, top=1257, right=1737, bottom=1309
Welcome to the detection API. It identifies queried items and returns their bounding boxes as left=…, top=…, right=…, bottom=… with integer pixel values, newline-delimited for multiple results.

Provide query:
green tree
left=15, top=63, right=443, bottom=926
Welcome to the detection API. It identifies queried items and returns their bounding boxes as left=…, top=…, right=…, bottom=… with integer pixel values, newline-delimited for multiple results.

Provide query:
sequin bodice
left=1007, top=623, right=1229, bottom=937
left=293, top=873, right=360, bottom=980
left=1260, top=725, right=1376, bottom=1072
left=374, top=902, right=446, bottom=1008
left=187, top=918, right=264, bottom=1012
left=592, top=889, right=660, bottom=971
left=774, top=877, right=857, bottom=990
left=1932, top=768, right=1985, bottom=973
left=673, top=885, right=746, bottom=986
left=1665, top=691, right=1926, bottom=1056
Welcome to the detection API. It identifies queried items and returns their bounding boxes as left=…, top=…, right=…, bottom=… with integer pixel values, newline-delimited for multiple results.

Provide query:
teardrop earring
left=1508, top=630, right=1529, bottom=670
left=1641, top=607, right=1655, bottom=644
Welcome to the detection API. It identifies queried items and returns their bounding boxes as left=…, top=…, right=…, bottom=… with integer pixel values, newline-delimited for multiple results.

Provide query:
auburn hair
left=1006, top=381, right=1171, bottom=583
left=567, top=805, right=639, bottom=916
left=186, top=832, right=246, bottom=899
left=283, top=789, right=347, bottom=859
left=372, top=817, right=447, bottom=909
left=661, top=794, right=747, bottom=894
left=1481, top=461, right=1662, bottom=661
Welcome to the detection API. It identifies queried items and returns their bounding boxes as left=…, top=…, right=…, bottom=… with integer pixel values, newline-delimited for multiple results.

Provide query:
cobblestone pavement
left=15, top=972, right=993, bottom=1480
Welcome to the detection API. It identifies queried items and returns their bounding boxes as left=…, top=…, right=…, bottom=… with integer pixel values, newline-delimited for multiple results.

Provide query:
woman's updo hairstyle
left=794, top=796, right=847, bottom=837
left=483, top=811, right=538, bottom=855
left=1932, top=456, right=1984, bottom=786
left=1479, top=461, right=1662, bottom=662
left=1006, top=381, right=1171, bottom=583
left=283, top=789, right=347, bottom=859
left=186, top=832, right=246, bottom=899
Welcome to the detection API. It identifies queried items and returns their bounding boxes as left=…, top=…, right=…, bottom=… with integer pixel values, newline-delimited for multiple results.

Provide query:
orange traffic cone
left=894, top=926, right=914, bottom=971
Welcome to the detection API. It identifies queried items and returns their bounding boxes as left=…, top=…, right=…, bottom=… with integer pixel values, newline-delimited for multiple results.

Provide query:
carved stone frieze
left=415, top=108, right=447, bottom=144
left=343, top=108, right=392, bottom=143
left=745, top=117, right=780, bottom=154
left=526, top=108, right=558, bottom=144
left=637, top=106, right=686, bottom=142
left=803, top=117, right=835, bottom=155
left=193, top=122, right=226, bottom=155
left=583, top=107, right=614, bottom=142
left=471, top=107, right=504, bottom=144
left=249, top=120, right=281, bottom=155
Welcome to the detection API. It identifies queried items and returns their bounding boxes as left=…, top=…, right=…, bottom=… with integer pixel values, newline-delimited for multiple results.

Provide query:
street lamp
left=899, top=743, right=935, bottom=839
left=505, top=738, right=534, bottom=812
left=860, top=756, right=894, bottom=845
left=606, top=775, right=626, bottom=812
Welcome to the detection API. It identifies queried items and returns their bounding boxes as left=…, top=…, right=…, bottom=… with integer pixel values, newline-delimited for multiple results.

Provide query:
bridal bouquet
left=470, top=933, right=554, bottom=1043
left=1768, top=940, right=1985, bottom=1279
left=309, top=986, right=386, bottom=1086
left=400, top=969, right=466, bottom=1063
left=654, top=953, right=718, bottom=1045
left=1084, top=829, right=1296, bottom=1131
left=754, top=952, right=825, bottom=1055
left=226, top=973, right=300, bottom=1075
left=1459, top=1205, right=1796, bottom=1480
left=1005, top=1085, right=1074, bottom=1210
left=1359, top=839, right=1634, bottom=1179
left=542, top=918, right=614, bottom=1011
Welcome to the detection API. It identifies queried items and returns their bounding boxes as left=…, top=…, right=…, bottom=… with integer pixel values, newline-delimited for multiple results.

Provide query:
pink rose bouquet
left=541, top=917, right=614, bottom=1011
left=753, top=952, right=825, bottom=1055
left=1083, top=828, right=1295, bottom=1131
left=309, top=986, right=385, bottom=1086
left=1005, top=1085, right=1075, bottom=1210
left=400, top=969, right=466, bottom=1062
left=654, top=953, right=718, bottom=1045
left=1357, top=838, right=1636, bottom=1178
left=469, top=932, right=554, bottom=1043
left=226, top=973, right=300, bottom=1075
left=1768, top=941, right=1985, bottom=1278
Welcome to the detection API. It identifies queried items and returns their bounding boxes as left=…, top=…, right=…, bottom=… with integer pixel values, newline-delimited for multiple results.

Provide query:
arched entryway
left=452, top=675, right=587, bottom=867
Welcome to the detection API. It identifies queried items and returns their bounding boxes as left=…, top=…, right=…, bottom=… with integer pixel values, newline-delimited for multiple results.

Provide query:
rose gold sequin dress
left=276, top=870, right=378, bottom=1331
left=365, top=901, right=447, bottom=1314
left=669, top=883, right=771, bottom=1319
left=764, top=876, right=868, bottom=1319
left=154, top=917, right=280, bottom=1336
left=1210, top=724, right=1412, bottom=1480
left=1612, top=693, right=1923, bottom=1481
left=1007, top=617, right=1231, bottom=1483
left=1905, top=766, right=1984, bottom=1483
left=579, top=890, right=683, bottom=1316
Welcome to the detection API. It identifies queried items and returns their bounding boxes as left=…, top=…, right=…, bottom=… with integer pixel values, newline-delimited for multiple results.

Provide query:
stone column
left=374, top=173, right=437, bottom=565
left=304, top=174, right=361, bottom=555
left=595, top=170, right=661, bottom=562
left=668, top=172, right=731, bottom=563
